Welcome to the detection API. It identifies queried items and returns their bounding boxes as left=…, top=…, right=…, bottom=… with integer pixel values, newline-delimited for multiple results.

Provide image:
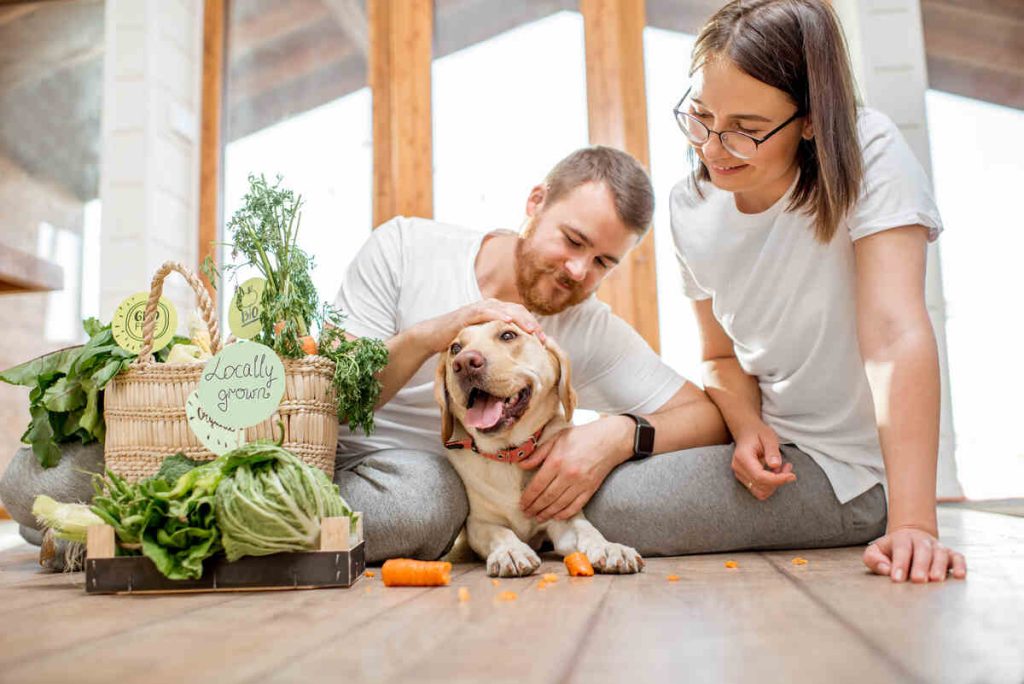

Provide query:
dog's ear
left=433, top=353, right=454, bottom=443
left=543, top=335, right=577, bottom=424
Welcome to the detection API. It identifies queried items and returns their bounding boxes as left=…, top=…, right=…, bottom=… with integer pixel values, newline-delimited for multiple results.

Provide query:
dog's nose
left=452, top=350, right=485, bottom=375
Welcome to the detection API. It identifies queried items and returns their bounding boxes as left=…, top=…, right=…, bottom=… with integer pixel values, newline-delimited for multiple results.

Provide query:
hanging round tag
left=228, top=276, right=267, bottom=340
left=197, top=339, right=286, bottom=429
left=185, top=390, right=247, bottom=455
left=112, top=292, right=178, bottom=354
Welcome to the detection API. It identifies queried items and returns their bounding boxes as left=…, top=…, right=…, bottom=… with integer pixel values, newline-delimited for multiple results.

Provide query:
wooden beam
left=199, top=0, right=226, bottom=294
left=229, top=0, right=329, bottom=63
left=369, top=0, right=433, bottom=226
left=581, top=0, right=661, bottom=353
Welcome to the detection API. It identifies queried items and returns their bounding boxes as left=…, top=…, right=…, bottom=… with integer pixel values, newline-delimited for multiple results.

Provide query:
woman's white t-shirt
left=670, top=108, right=943, bottom=504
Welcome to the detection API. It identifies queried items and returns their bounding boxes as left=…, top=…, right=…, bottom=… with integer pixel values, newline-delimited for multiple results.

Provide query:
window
left=221, top=0, right=372, bottom=311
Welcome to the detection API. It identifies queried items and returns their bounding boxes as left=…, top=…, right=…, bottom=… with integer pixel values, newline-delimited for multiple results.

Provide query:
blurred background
left=0, top=0, right=1021, bottom=504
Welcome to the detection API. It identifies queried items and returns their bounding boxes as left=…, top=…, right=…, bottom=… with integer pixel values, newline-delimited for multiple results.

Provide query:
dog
left=434, top=320, right=644, bottom=577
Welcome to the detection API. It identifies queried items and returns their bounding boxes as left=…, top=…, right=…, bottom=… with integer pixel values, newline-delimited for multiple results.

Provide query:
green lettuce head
left=214, top=441, right=355, bottom=562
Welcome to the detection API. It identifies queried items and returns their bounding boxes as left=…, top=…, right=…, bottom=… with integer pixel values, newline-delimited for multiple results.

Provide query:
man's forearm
left=598, top=385, right=730, bottom=468
left=648, top=395, right=730, bottom=455
left=375, top=324, right=438, bottom=407
left=863, top=329, right=940, bottom=535
left=702, top=357, right=764, bottom=440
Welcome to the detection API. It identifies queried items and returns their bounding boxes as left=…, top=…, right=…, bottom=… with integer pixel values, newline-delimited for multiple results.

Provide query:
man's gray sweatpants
left=333, top=443, right=887, bottom=564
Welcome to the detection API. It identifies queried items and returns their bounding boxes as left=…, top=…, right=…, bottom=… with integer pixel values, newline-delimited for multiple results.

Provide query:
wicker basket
left=103, top=261, right=339, bottom=482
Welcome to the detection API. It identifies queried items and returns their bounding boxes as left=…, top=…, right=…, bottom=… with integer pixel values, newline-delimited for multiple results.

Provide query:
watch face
left=637, top=426, right=655, bottom=455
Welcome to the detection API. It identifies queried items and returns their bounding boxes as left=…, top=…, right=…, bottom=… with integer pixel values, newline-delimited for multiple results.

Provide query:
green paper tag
left=228, top=276, right=267, bottom=340
left=185, top=390, right=246, bottom=455
left=197, top=339, right=286, bottom=429
left=112, top=292, right=178, bottom=354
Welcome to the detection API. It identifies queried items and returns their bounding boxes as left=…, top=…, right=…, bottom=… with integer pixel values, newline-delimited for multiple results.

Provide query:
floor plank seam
left=237, top=566, right=479, bottom=683
left=759, top=552, right=929, bottom=684
left=1, top=592, right=247, bottom=670
left=553, top=576, right=615, bottom=684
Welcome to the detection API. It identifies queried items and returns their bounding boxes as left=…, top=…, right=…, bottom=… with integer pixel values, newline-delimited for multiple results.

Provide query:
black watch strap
left=622, top=413, right=655, bottom=460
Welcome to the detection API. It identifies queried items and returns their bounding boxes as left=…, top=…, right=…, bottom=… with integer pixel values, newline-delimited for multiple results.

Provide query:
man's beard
left=514, top=222, right=591, bottom=315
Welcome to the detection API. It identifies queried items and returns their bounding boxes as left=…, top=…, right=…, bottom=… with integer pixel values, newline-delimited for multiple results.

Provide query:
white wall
left=99, top=0, right=203, bottom=326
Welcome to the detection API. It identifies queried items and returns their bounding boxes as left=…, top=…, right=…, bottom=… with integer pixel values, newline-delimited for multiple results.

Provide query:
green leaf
left=25, top=405, right=61, bottom=467
left=155, top=453, right=203, bottom=485
left=79, top=385, right=103, bottom=442
left=0, top=346, right=81, bottom=387
left=41, top=376, right=86, bottom=413
left=82, top=317, right=105, bottom=338
left=90, top=358, right=126, bottom=389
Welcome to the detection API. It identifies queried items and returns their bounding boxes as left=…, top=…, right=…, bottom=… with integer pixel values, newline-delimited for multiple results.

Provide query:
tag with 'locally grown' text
left=195, top=339, right=286, bottom=430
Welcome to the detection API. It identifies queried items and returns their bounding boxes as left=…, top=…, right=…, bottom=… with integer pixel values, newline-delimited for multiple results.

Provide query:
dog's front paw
left=580, top=541, right=645, bottom=574
left=486, top=544, right=542, bottom=577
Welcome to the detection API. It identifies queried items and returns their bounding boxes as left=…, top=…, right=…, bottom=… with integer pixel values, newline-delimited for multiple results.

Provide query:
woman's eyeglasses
left=673, top=86, right=803, bottom=160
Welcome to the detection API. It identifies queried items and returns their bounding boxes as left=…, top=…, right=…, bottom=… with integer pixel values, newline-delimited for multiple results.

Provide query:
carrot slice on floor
left=542, top=573, right=559, bottom=583
left=491, top=578, right=501, bottom=586
left=458, top=587, right=471, bottom=602
left=791, top=557, right=809, bottom=566
left=666, top=574, right=680, bottom=582
left=496, top=590, right=518, bottom=602
left=364, top=570, right=376, bottom=578
left=564, top=552, right=594, bottom=577
left=381, top=558, right=452, bottom=586
left=724, top=561, right=738, bottom=569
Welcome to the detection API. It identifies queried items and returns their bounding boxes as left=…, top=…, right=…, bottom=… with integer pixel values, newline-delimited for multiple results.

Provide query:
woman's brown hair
left=689, top=0, right=862, bottom=242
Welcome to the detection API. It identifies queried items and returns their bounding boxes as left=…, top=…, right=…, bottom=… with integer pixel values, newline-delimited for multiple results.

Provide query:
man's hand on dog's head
left=417, top=298, right=546, bottom=353
left=518, top=416, right=634, bottom=522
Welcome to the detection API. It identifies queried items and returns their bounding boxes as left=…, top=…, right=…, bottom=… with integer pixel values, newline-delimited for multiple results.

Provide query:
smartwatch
left=622, top=413, right=655, bottom=460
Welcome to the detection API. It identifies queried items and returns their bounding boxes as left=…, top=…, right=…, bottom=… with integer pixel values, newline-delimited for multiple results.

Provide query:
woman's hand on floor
left=732, top=423, right=796, bottom=500
left=862, top=526, right=967, bottom=582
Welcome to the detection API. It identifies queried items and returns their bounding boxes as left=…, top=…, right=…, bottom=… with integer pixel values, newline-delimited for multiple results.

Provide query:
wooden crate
left=84, top=515, right=365, bottom=595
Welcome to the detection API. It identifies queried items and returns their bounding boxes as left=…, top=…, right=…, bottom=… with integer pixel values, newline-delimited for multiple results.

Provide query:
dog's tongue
left=465, top=392, right=504, bottom=429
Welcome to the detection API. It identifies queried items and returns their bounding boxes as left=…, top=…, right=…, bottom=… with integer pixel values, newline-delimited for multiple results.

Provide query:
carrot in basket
left=300, top=336, right=318, bottom=355
left=564, top=552, right=594, bottom=577
left=381, top=558, right=452, bottom=587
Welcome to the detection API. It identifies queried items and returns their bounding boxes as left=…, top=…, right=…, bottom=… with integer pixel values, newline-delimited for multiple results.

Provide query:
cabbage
left=214, top=442, right=356, bottom=561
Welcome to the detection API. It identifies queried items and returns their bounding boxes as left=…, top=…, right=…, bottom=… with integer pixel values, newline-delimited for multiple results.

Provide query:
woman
left=668, top=0, right=965, bottom=582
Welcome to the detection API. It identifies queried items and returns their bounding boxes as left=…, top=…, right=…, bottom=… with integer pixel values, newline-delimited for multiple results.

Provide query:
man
left=333, top=146, right=729, bottom=563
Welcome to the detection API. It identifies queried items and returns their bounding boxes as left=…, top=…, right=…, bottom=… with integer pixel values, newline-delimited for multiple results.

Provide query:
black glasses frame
left=672, top=86, right=803, bottom=159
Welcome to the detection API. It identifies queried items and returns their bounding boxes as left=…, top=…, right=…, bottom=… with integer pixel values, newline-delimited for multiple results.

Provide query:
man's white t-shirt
left=670, top=108, right=943, bottom=504
left=334, top=217, right=685, bottom=458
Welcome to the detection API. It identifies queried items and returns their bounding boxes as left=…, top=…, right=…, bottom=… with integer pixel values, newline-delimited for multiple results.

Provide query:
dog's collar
left=444, top=427, right=545, bottom=464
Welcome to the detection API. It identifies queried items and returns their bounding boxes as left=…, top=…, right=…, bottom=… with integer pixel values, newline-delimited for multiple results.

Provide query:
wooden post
left=581, top=0, right=661, bottom=353
left=198, top=0, right=226, bottom=293
left=369, top=0, right=433, bottom=227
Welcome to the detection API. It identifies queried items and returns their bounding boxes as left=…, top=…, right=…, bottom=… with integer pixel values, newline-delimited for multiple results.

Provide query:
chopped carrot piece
left=792, top=557, right=809, bottom=566
left=666, top=574, right=680, bottom=582
left=381, top=558, right=452, bottom=587
left=491, top=578, right=501, bottom=586
left=564, top=552, right=594, bottom=577
left=496, top=590, right=518, bottom=602
left=364, top=570, right=376, bottom=578
left=273, top=320, right=286, bottom=335
left=542, top=573, right=559, bottom=583
left=724, top=561, right=738, bottom=569
left=300, top=335, right=318, bottom=355
left=458, top=587, right=470, bottom=602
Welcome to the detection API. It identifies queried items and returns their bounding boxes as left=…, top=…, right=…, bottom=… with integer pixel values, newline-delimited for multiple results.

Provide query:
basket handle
left=137, top=261, right=223, bottom=363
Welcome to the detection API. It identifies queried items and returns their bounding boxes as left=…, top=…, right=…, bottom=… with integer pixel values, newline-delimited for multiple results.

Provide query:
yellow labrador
left=434, top=320, right=644, bottom=577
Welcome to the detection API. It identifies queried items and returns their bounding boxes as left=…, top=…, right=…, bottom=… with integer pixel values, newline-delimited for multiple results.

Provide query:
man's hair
left=542, top=146, right=654, bottom=235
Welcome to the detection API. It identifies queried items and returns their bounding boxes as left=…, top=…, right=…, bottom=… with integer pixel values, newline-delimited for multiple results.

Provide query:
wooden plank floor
left=0, top=506, right=1022, bottom=684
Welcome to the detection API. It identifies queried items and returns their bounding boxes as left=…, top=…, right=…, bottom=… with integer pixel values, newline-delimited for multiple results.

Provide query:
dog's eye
left=500, top=331, right=517, bottom=342
left=450, top=343, right=462, bottom=355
